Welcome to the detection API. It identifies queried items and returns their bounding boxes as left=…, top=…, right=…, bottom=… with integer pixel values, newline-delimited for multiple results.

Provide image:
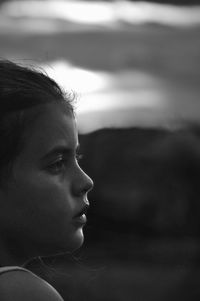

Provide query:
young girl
left=0, top=60, right=93, bottom=300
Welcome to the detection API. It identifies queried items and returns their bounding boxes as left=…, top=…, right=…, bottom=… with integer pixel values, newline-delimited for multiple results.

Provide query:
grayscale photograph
left=0, top=0, right=200, bottom=300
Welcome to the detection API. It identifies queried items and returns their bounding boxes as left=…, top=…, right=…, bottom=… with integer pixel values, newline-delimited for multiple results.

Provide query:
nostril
left=84, top=198, right=90, bottom=206
left=86, top=176, right=94, bottom=193
left=79, top=176, right=94, bottom=197
left=72, top=167, right=94, bottom=196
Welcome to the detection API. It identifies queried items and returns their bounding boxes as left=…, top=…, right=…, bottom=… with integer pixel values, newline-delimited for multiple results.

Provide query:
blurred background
left=1, top=0, right=200, bottom=300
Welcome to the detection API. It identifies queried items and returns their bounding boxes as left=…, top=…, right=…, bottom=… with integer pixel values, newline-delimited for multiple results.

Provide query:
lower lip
left=73, top=214, right=87, bottom=226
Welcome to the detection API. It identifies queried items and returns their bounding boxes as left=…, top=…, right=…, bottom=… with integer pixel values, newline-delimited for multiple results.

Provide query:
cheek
left=8, top=173, right=74, bottom=228
left=17, top=177, right=84, bottom=252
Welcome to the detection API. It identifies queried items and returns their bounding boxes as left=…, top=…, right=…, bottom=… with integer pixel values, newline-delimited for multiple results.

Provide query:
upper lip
left=74, top=204, right=89, bottom=218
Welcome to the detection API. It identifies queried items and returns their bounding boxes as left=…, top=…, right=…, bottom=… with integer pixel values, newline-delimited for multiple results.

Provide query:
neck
left=0, top=239, right=32, bottom=267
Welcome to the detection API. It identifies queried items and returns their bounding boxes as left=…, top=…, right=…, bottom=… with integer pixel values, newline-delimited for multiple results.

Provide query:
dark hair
left=0, top=60, right=75, bottom=181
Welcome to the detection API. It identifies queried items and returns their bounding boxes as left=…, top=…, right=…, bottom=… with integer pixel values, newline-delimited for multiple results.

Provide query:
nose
left=72, top=166, right=94, bottom=197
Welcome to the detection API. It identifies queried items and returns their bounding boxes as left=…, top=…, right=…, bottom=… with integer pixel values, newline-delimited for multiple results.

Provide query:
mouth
left=73, top=205, right=89, bottom=225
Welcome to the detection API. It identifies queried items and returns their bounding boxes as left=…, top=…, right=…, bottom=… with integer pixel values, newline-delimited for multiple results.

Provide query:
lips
left=73, top=205, right=89, bottom=225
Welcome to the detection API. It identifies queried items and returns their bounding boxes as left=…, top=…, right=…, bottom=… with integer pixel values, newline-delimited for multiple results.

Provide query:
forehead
left=21, top=103, right=78, bottom=157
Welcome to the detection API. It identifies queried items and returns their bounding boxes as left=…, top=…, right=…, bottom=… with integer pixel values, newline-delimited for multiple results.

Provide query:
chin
left=41, top=228, right=85, bottom=257
left=70, top=228, right=85, bottom=251
left=60, top=228, right=85, bottom=253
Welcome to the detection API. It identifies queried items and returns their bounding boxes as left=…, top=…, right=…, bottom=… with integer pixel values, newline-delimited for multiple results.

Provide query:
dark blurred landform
left=1, top=0, right=200, bottom=300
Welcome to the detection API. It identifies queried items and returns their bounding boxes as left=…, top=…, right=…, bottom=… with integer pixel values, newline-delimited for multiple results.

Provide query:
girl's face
left=0, top=103, right=93, bottom=261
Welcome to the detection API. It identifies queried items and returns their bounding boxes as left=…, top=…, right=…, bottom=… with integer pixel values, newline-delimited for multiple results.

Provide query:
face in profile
left=0, top=103, right=93, bottom=260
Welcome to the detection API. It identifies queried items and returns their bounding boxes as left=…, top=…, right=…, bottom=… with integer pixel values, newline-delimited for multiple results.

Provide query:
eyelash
left=47, top=153, right=83, bottom=174
left=75, top=153, right=83, bottom=162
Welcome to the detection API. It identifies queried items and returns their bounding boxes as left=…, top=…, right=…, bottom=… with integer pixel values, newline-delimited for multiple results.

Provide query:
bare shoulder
left=0, top=268, right=64, bottom=301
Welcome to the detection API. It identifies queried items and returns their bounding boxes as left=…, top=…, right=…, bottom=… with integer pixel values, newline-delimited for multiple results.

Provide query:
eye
left=47, top=157, right=67, bottom=174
